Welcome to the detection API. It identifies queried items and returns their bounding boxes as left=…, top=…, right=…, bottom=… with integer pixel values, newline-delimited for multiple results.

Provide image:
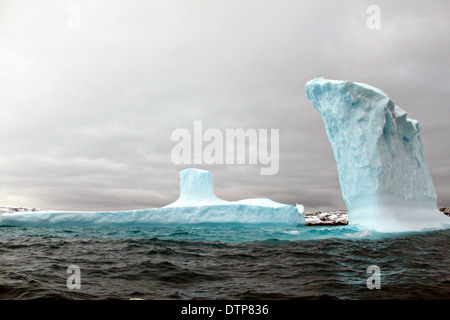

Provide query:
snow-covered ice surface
left=306, top=78, right=449, bottom=232
left=0, top=169, right=304, bottom=227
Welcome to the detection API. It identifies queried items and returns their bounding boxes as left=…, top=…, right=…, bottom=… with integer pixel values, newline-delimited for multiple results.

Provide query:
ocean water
left=0, top=224, right=449, bottom=300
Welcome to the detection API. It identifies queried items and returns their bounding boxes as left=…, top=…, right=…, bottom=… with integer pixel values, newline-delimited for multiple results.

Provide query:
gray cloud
left=0, top=0, right=448, bottom=211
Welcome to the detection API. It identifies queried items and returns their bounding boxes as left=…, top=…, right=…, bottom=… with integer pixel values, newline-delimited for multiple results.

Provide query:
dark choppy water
left=0, top=225, right=449, bottom=299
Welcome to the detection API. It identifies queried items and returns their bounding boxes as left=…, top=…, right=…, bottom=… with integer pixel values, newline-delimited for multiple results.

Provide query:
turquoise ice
left=0, top=169, right=304, bottom=227
left=306, top=78, right=448, bottom=232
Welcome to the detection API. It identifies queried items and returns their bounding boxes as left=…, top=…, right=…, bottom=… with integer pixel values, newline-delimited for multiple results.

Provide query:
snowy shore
left=0, top=206, right=46, bottom=213
left=304, top=210, right=348, bottom=226
left=439, top=207, right=450, bottom=217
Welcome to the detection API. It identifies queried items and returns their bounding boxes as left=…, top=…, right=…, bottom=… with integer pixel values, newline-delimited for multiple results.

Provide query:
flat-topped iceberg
left=0, top=169, right=304, bottom=226
left=306, top=77, right=449, bottom=232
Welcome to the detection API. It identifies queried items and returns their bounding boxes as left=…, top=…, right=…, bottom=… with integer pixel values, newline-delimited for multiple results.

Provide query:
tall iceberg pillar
left=165, top=168, right=229, bottom=207
left=305, top=78, right=448, bottom=232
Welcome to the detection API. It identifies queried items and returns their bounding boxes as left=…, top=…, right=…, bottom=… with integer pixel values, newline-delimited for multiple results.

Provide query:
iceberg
left=164, top=168, right=229, bottom=207
left=306, top=78, right=449, bottom=232
left=0, top=169, right=304, bottom=226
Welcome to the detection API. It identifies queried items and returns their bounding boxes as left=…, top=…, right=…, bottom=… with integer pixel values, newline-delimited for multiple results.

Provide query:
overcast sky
left=0, top=0, right=448, bottom=211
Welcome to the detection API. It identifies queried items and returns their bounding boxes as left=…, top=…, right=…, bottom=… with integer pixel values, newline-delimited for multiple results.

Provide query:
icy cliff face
left=306, top=78, right=448, bottom=231
left=0, top=168, right=305, bottom=226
